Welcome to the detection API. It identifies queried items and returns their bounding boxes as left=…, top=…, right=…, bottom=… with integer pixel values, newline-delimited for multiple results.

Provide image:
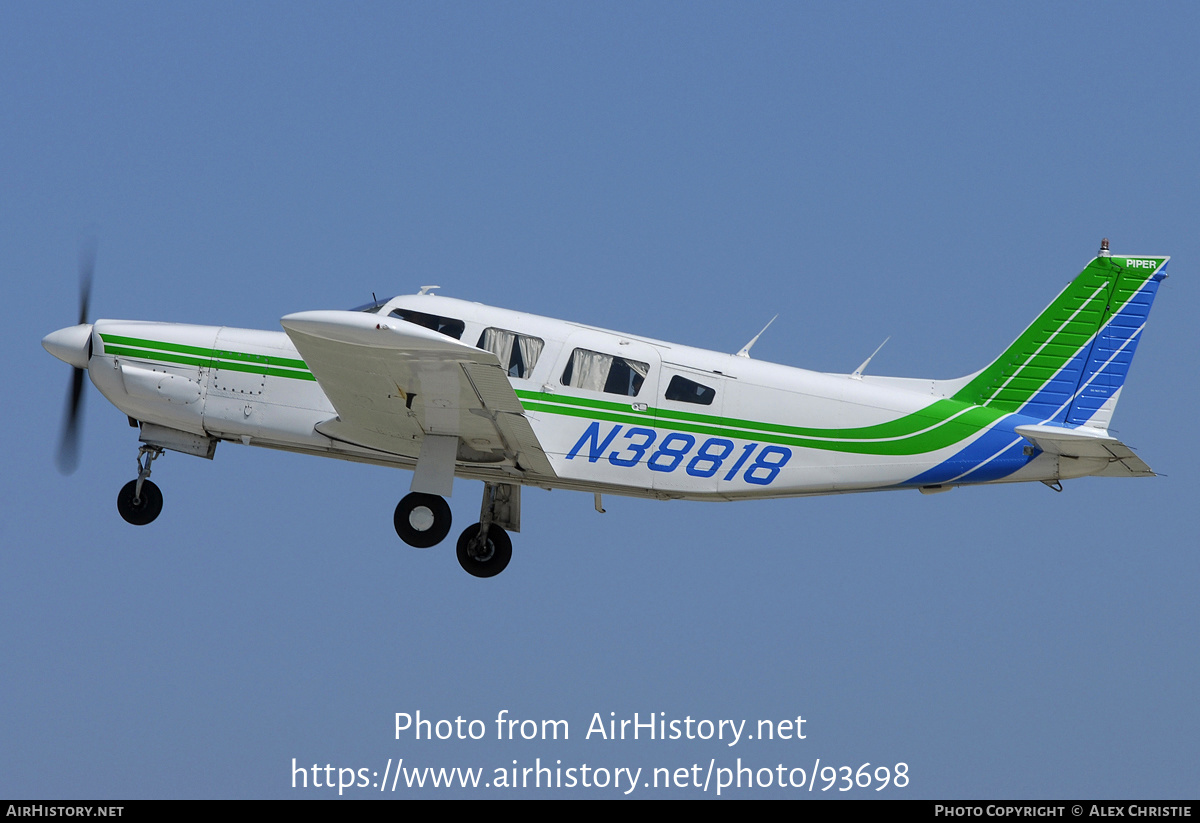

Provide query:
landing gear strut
left=394, top=492, right=452, bottom=548
left=117, top=445, right=164, bottom=525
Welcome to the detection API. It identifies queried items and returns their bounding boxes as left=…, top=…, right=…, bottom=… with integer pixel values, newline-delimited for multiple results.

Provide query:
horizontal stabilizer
left=1014, top=424, right=1154, bottom=477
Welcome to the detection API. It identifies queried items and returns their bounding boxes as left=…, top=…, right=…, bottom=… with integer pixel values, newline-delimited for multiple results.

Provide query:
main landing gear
left=392, top=482, right=519, bottom=578
left=116, top=445, right=164, bottom=525
left=394, top=492, right=453, bottom=548
left=455, top=522, right=512, bottom=578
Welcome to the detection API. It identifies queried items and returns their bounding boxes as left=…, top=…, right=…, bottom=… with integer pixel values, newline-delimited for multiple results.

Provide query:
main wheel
left=394, top=492, right=452, bottom=548
left=117, top=479, right=163, bottom=526
left=456, top=523, right=512, bottom=578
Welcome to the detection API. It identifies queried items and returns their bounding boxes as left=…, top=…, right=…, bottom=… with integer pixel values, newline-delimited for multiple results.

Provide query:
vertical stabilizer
left=952, top=249, right=1168, bottom=428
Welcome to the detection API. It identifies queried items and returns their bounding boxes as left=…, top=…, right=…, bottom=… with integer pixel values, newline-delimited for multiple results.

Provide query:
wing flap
left=462, top=362, right=526, bottom=414
left=495, top=412, right=557, bottom=477
left=281, top=310, right=556, bottom=479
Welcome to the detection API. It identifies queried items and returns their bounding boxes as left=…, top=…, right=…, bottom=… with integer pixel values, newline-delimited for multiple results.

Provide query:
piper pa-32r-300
left=44, top=240, right=1168, bottom=577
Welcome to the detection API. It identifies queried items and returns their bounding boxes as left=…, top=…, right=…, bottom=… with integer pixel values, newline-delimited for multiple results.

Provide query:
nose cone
left=43, top=323, right=94, bottom=369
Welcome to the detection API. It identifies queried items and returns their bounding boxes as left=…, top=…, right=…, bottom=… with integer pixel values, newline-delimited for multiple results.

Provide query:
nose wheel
left=393, top=492, right=453, bottom=548
left=117, top=479, right=163, bottom=525
left=117, top=445, right=164, bottom=525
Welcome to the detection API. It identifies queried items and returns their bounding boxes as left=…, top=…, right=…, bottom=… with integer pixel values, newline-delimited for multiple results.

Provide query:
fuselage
left=78, top=292, right=1086, bottom=502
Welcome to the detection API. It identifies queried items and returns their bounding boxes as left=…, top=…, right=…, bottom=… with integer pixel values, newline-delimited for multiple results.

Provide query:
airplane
left=43, top=239, right=1168, bottom=577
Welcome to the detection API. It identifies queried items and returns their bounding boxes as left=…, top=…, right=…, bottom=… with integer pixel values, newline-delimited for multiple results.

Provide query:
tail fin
left=952, top=248, right=1169, bottom=429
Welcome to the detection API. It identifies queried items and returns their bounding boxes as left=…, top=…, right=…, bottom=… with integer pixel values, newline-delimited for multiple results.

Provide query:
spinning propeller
left=44, top=241, right=96, bottom=474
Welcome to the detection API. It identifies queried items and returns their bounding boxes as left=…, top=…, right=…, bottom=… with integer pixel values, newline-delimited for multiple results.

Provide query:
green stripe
left=103, top=345, right=210, bottom=370
left=517, top=391, right=1007, bottom=456
left=515, top=389, right=966, bottom=441
left=100, top=333, right=310, bottom=370
left=510, top=388, right=939, bottom=437
left=99, top=335, right=316, bottom=381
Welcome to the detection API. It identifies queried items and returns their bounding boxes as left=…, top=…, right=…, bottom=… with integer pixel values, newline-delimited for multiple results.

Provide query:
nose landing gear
left=116, top=445, right=164, bottom=525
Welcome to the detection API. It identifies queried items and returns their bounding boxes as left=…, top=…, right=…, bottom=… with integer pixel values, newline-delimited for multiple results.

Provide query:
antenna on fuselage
left=850, top=336, right=891, bottom=380
left=418, top=285, right=441, bottom=295
left=735, top=315, right=778, bottom=358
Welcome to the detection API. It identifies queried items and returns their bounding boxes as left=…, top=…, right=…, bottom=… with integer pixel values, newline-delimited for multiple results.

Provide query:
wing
left=280, top=311, right=556, bottom=486
left=1014, top=424, right=1154, bottom=478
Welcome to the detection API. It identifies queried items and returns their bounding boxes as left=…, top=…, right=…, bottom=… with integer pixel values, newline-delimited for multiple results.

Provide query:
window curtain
left=570, top=349, right=612, bottom=392
left=517, top=336, right=544, bottom=378
left=480, top=328, right=516, bottom=372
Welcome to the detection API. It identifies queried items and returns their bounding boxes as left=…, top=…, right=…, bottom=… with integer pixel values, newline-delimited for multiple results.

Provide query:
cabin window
left=389, top=308, right=465, bottom=340
left=561, top=348, right=649, bottom=397
left=665, top=375, right=715, bottom=406
left=477, top=328, right=545, bottom=379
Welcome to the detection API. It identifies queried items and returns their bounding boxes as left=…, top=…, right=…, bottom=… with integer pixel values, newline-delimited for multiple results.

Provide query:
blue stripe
left=954, top=435, right=1039, bottom=483
left=901, top=416, right=1038, bottom=486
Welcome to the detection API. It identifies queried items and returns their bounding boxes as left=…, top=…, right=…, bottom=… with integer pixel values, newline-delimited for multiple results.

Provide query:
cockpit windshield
left=389, top=308, right=465, bottom=340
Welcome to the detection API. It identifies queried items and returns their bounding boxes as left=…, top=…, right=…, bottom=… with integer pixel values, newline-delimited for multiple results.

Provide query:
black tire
left=394, top=492, right=452, bottom=548
left=116, top=479, right=163, bottom=526
left=455, top=523, right=512, bottom=578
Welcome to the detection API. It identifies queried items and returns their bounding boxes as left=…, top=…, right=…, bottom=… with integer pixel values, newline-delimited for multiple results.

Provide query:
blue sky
left=3, top=3, right=1197, bottom=798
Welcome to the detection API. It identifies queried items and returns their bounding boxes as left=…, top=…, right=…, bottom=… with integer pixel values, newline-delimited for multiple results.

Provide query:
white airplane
left=44, top=240, right=1168, bottom=577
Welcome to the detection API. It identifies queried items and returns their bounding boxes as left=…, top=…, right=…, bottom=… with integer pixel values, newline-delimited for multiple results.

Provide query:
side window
left=477, top=328, right=545, bottom=379
left=561, top=348, right=649, bottom=397
left=389, top=308, right=465, bottom=340
left=665, top=375, right=716, bottom=406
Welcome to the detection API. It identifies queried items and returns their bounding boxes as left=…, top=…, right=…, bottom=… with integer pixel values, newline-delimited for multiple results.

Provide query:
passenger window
left=665, top=375, right=716, bottom=406
left=477, top=328, right=545, bottom=379
left=561, top=349, right=649, bottom=397
left=389, top=308, right=465, bottom=340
